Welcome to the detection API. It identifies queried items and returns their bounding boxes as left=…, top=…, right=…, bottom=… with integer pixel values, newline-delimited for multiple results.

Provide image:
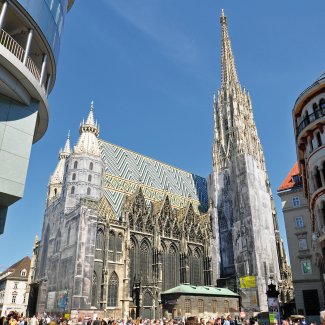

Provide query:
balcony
left=297, top=107, right=325, bottom=135
left=0, top=28, right=41, bottom=85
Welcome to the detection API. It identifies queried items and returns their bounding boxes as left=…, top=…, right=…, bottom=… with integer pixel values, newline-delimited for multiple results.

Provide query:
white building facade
left=0, top=256, right=30, bottom=316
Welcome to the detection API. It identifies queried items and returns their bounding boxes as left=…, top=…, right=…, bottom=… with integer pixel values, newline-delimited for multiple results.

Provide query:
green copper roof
left=161, top=285, right=239, bottom=297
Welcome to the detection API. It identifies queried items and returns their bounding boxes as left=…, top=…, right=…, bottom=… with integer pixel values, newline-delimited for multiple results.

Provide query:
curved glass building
left=0, top=0, right=75, bottom=233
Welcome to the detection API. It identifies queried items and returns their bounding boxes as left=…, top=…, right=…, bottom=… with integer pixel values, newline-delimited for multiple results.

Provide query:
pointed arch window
left=190, top=248, right=202, bottom=286
left=108, top=230, right=115, bottom=261
left=72, top=173, right=76, bottom=181
left=173, top=224, right=181, bottom=239
left=71, top=186, right=75, bottom=195
left=90, top=162, right=94, bottom=170
left=140, top=241, right=151, bottom=283
left=96, top=229, right=104, bottom=250
left=165, top=245, right=178, bottom=290
left=87, top=187, right=91, bottom=195
left=116, top=233, right=123, bottom=252
left=129, top=238, right=137, bottom=296
left=73, top=161, right=78, bottom=169
left=54, top=188, right=57, bottom=195
left=91, top=272, right=97, bottom=307
left=107, top=272, right=118, bottom=307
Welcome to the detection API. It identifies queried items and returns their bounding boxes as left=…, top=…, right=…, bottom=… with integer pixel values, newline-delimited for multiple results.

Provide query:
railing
left=297, top=108, right=325, bottom=135
left=0, top=28, right=41, bottom=83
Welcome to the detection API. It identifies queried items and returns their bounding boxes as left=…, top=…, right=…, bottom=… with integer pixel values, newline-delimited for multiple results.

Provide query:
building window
left=224, top=300, right=229, bottom=313
left=301, top=260, right=312, bottom=274
left=96, top=229, right=104, bottom=250
left=295, top=216, right=304, bottom=228
left=88, top=174, right=92, bottom=182
left=21, top=269, right=27, bottom=277
left=72, top=173, right=76, bottom=181
left=12, top=291, right=17, bottom=303
left=71, top=186, right=75, bottom=194
left=298, top=238, right=308, bottom=251
left=73, top=161, right=78, bottom=169
left=198, top=299, right=204, bottom=313
left=87, top=187, right=91, bottom=195
left=316, top=132, right=322, bottom=147
left=107, top=272, right=118, bottom=307
left=184, top=299, right=191, bottom=313
left=91, top=272, right=97, bottom=307
left=292, top=197, right=300, bottom=207
left=320, top=98, right=325, bottom=111
left=90, top=162, right=93, bottom=170
left=13, top=282, right=18, bottom=289
left=212, top=300, right=217, bottom=313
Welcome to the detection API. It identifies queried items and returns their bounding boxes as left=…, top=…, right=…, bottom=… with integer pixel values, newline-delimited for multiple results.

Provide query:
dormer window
left=21, top=269, right=27, bottom=277
left=292, top=175, right=301, bottom=183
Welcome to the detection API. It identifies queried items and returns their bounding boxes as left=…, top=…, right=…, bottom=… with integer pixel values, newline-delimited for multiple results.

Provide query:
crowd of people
left=0, top=312, right=324, bottom=325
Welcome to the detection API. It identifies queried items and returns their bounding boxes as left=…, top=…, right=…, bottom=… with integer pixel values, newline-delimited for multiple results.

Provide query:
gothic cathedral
left=33, top=11, right=285, bottom=319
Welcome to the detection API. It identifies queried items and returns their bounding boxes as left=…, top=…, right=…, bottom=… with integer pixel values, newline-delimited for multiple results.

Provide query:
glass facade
left=17, top=0, right=70, bottom=62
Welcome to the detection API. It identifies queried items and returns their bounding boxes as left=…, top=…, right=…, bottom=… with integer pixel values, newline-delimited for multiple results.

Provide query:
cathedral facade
left=208, top=11, right=280, bottom=312
left=32, top=11, right=292, bottom=319
left=34, top=104, right=212, bottom=319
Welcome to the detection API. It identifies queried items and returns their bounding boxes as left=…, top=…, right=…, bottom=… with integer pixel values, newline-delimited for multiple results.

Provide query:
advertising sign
left=58, top=290, right=68, bottom=310
left=268, top=298, right=280, bottom=324
left=46, top=292, right=56, bottom=310
left=239, top=276, right=256, bottom=289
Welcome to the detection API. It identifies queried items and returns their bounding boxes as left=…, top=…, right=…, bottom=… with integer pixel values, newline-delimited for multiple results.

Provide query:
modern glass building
left=0, top=0, right=75, bottom=233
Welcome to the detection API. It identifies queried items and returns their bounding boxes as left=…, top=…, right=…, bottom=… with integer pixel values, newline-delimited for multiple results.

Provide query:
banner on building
left=268, top=297, right=281, bottom=324
left=58, top=290, right=68, bottom=310
left=239, top=276, right=256, bottom=289
left=46, top=292, right=56, bottom=310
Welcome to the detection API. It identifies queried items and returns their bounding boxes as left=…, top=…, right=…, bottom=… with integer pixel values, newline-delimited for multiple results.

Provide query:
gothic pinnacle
left=220, top=9, right=239, bottom=87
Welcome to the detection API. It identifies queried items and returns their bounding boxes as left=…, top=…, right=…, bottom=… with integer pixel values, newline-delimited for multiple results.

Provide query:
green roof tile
left=161, top=285, right=239, bottom=297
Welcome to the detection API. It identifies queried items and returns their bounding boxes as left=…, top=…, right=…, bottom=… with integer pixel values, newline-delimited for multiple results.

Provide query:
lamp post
left=266, top=280, right=280, bottom=325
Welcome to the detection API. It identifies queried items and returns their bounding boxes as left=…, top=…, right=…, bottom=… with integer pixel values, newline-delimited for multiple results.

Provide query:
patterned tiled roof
left=278, top=162, right=301, bottom=192
left=99, top=140, right=208, bottom=217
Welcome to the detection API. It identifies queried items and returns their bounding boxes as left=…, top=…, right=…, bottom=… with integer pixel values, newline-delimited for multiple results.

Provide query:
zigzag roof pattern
left=99, top=140, right=208, bottom=217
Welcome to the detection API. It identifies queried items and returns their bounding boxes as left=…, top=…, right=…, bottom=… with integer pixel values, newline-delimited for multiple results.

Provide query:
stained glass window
left=107, top=272, right=118, bottom=307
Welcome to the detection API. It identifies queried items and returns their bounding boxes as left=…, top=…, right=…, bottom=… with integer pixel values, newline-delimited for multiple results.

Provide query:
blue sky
left=1, top=0, right=325, bottom=270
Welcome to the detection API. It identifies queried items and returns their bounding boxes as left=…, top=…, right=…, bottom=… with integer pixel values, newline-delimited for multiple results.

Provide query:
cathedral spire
left=220, top=9, right=239, bottom=87
left=74, top=101, right=101, bottom=156
left=47, top=131, right=72, bottom=204
left=59, top=131, right=71, bottom=159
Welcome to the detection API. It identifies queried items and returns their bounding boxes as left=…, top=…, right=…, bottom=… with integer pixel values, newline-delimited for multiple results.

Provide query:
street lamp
left=266, top=279, right=280, bottom=325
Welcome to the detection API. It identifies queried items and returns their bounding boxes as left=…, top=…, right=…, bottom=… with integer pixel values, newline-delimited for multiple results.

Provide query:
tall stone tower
left=208, top=10, right=280, bottom=313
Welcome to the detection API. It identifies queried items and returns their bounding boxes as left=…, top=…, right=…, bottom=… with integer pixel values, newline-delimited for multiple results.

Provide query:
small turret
left=74, top=101, right=101, bottom=156
left=63, top=102, right=104, bottom=211
left=47, top=131, right=71, bottom=206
